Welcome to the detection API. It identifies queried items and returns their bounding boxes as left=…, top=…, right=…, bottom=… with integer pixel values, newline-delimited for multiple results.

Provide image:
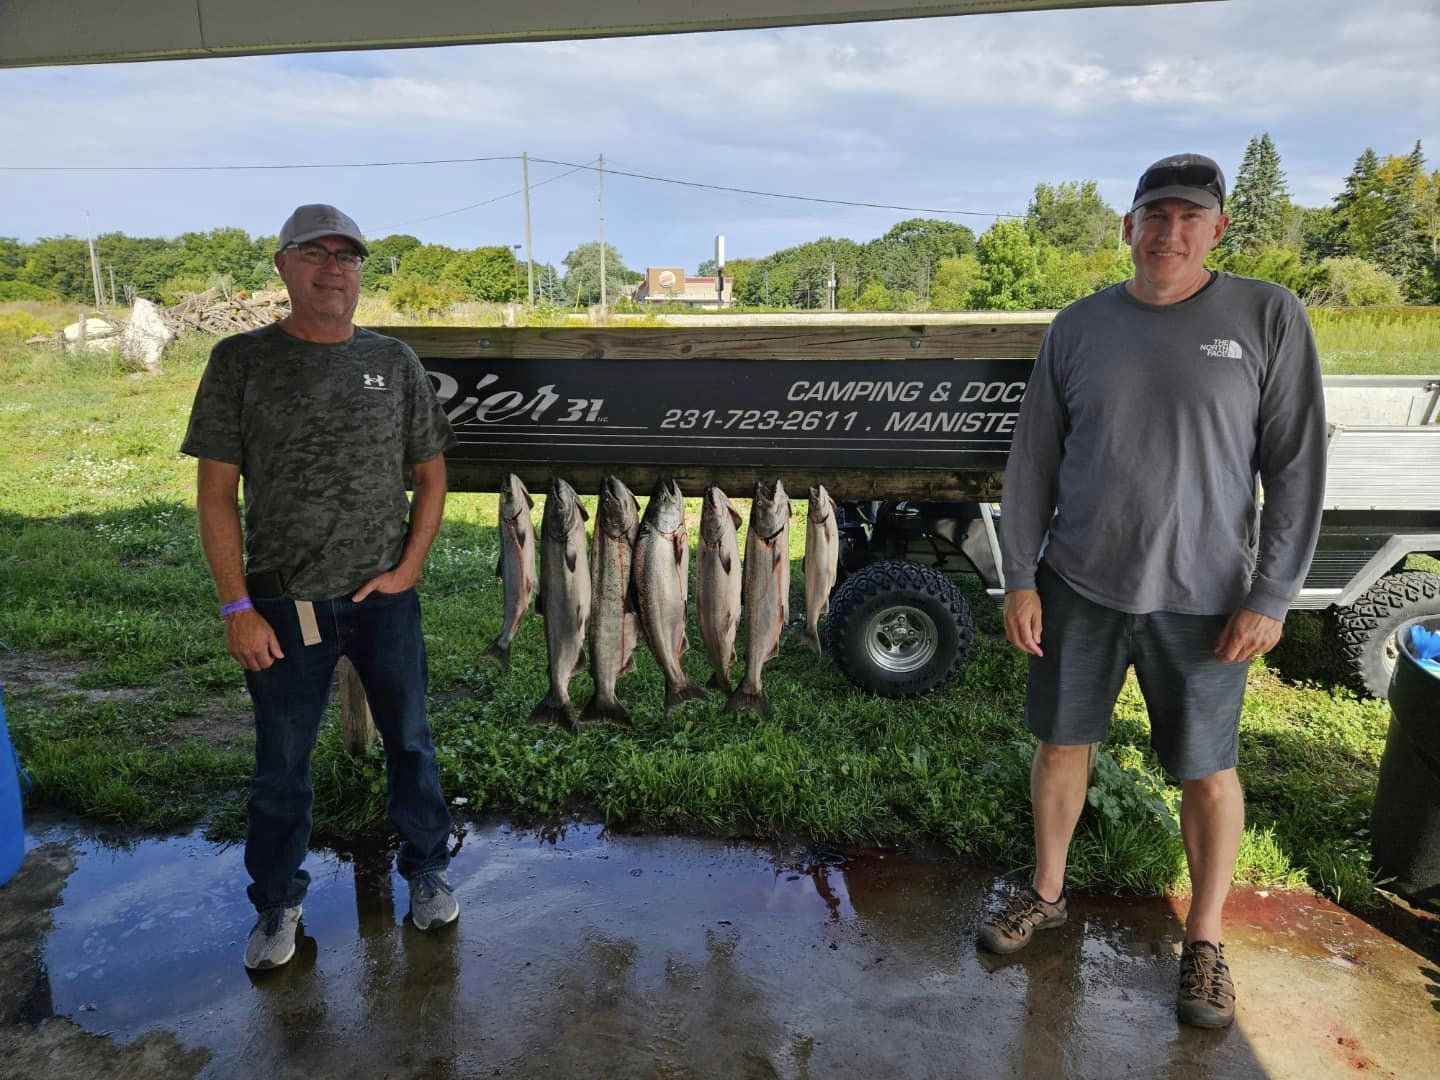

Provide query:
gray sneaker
left=244, top=905, right=302, bottom=970
left=408, top=869, right=459, bottom=930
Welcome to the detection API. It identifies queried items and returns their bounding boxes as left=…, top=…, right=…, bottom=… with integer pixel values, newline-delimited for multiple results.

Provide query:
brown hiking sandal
left=977, top=883, right=1068, bottom=955
left=1177, top=940, right=1236, bottom=1029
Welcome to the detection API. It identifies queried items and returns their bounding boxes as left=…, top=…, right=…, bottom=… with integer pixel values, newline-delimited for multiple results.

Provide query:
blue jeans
left=243, top=588, right=451, bottom=912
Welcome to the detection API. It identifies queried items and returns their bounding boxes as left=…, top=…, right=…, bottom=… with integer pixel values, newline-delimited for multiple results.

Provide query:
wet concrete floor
left=2, top=816, right=1438, bottom=1079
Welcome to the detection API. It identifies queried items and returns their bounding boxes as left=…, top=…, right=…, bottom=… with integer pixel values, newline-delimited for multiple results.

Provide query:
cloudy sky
left=1, top=0, right=1435, bottom=272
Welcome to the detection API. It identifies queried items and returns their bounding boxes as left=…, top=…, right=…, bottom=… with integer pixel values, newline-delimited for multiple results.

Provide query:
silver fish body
left=727, top=479, right=791, bottom=717
left=483, top=473, right=537, bottom=675
left=801, top=484, right=839, bottom=655
left=632, top=477, right=706, bottom=716
left=582, top=475, right=641, bottom=727
left=696, top=485, right=744, bottom=693
left=529, top=478, right=591, bottom=732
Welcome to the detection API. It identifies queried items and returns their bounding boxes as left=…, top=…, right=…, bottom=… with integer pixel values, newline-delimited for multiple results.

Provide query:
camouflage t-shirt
left=180, top=324, right=457, bottom=600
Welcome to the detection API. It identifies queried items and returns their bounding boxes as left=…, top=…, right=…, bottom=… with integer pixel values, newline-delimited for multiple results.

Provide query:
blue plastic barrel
left=0, top=680, right=25, bottom=887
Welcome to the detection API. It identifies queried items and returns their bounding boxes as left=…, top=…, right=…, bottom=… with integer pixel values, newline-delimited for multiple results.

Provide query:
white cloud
left=0, top=0, right=1434, bottom=263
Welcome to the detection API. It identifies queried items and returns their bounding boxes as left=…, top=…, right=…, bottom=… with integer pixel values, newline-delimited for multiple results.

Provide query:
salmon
left=482, top=474, right=537, bottom=675
left=727, top=480, right=791, bottom=717
left=529, top=478, right=590, bottom=733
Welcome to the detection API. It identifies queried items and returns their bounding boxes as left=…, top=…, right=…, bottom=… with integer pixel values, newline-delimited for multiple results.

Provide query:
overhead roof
left=1, top=1, right=1212, bottom=69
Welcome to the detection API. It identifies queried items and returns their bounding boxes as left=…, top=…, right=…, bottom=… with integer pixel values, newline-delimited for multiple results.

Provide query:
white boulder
left=121, top=298, right=174, bottom=371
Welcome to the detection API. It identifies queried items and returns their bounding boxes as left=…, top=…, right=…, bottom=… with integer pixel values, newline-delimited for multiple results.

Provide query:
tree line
left=2, top=137, right=1434, bottom=312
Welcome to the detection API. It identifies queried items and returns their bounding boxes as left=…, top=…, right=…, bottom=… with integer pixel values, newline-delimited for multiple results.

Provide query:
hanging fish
left=582, top=476, right=641, bottom=727
left=696, top=485, right=744, bottom=693
left=483, top=473, right=538, bottom=676
left=727, top=479, right=791, bottom=718
left=529, top=478, right=590, bottom=732
left=633, top=477, right=706, bottom=716
left=801, top=484, right=839, bottom=655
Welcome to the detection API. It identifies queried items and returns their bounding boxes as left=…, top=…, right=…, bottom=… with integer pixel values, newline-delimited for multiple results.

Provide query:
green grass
left=1309, top=306, right=1440, bottom=375
left=0, top=330, right=1430, bottom=907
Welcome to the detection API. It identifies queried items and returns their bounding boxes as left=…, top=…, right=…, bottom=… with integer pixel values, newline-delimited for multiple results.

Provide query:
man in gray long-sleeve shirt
left=978, top=154, right=1326, bottom=1030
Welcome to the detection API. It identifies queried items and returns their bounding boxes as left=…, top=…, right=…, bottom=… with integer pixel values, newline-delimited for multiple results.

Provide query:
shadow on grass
left=1266, top=610, right=1347, bottom=692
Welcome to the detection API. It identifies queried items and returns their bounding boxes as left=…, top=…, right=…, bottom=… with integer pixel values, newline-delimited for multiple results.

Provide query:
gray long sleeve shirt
left=999, top=272, right=1326, bottom=621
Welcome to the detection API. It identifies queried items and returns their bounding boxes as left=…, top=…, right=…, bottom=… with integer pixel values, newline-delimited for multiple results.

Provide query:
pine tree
left=1370, top=141, right=1429, bottom=298
left=1332, top=148, right=1384, bottom=259
left=1224, top=134, right=1288, bottom=254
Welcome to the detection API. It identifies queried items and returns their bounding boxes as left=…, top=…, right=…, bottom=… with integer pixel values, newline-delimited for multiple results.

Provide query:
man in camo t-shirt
left=182, top=204, right=461, bottom=970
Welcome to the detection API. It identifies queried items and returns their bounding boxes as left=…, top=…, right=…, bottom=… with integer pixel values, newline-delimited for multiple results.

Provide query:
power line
left=373, top=159, right=595, bottom=232
left=528, top=156, right=1023, bottom=220
left=2, top=152, right=1024, bottom=220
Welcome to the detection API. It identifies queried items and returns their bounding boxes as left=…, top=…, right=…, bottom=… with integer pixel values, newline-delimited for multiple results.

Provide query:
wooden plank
left=441, top=461, right=1004, bottom=502
left=337, top=657, right=377, bottom=755
left=384, top=323, right=1048, bottom=361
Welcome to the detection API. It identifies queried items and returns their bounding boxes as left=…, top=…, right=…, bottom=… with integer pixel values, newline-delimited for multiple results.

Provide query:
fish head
left=750, top=479, right=792, bottom=537
left=545, top=477, right=587, bottom=532
left=700, top=485, right=740, bottom=542
left=500, top=473, right=534, bottom=521
left=643, top=476, right=685, bottom=533
left=599, top=475, right=640, bottom=538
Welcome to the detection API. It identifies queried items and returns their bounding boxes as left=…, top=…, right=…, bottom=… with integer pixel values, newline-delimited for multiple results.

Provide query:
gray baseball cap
left=277, top=204, right=369, bottom=255
left=1130, top=153, right=1226, bottom=213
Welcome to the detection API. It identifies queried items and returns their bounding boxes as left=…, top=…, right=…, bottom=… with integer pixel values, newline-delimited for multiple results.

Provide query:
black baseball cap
left=1130, top=153, right=1226, bottom=213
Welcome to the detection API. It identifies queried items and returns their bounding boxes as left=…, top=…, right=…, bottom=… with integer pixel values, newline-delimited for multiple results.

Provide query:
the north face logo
left=1200, top=338, right=1243, bottom=359
left=362, top=373, right=387, bottom=390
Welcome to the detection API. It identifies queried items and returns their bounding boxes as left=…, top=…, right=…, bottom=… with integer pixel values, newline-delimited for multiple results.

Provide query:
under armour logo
left=363, top=373, right=388, bottom=390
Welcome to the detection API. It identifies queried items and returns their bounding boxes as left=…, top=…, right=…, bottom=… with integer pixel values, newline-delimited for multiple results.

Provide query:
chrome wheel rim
left=864, top=605, right=939, bottom=674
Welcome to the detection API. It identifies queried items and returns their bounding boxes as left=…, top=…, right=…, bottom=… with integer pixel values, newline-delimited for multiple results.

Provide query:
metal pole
left=522, top=151, right=535, bottom=306
left=598, top=153, right=607, bottom=310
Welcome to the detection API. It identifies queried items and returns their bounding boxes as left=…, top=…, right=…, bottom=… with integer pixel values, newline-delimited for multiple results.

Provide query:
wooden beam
left=385, top=323, right=1049, bottom=362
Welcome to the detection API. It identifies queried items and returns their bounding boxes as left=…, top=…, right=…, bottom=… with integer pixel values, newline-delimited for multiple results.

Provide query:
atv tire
left=826, top=560, right=974, bottom=698
left=1326, top=570, right=1440, bottom=698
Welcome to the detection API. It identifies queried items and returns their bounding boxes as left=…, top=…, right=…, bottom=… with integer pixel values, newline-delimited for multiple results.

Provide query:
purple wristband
left=221, top=597, right=254, bottom=617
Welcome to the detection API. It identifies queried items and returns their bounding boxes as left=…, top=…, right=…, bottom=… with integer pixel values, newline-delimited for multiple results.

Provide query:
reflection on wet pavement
left=14, top=818, right=1440, bottom=1079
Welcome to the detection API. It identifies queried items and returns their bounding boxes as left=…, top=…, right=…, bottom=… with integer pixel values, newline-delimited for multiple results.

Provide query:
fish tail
left=799, top=624, right=823, bottom=655
left=527, top=696, right=577, bottom=734
left=482, top=639, right=511, bottom=675
left=664, top=679, right=708, bottom=716
left=724, top=685, right=770, bottom=718
left=580, top=693, right=633, bottom=730
left=706, top=669, right=732, bottom=694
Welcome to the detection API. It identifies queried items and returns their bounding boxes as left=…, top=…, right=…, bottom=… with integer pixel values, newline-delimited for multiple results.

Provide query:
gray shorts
left=1026, top=563, right=1250, bottom=781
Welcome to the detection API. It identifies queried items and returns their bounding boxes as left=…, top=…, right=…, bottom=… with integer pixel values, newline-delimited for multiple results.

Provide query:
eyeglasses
left=284, top=242, right=365, bottom=270
left=1134, top=164, right=1224, bottom=207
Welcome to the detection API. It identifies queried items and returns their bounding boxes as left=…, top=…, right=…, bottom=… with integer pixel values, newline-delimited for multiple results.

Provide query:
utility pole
left=108, top=265, right=117, bottom=308
left=828, top=260, right=837, bottom=311
left=598, top=153, right=607, bottom=310
left=85, top=211, right=104, bottom=310
left=522, top=151, right=535, bottom=306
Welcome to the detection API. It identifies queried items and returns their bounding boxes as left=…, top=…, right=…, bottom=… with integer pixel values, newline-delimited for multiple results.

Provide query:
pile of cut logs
left=161, top=288, right=290, bottom=335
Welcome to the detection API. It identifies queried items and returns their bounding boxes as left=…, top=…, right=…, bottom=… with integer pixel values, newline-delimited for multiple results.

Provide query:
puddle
left=7, top=817, right=1439, bottom=1078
